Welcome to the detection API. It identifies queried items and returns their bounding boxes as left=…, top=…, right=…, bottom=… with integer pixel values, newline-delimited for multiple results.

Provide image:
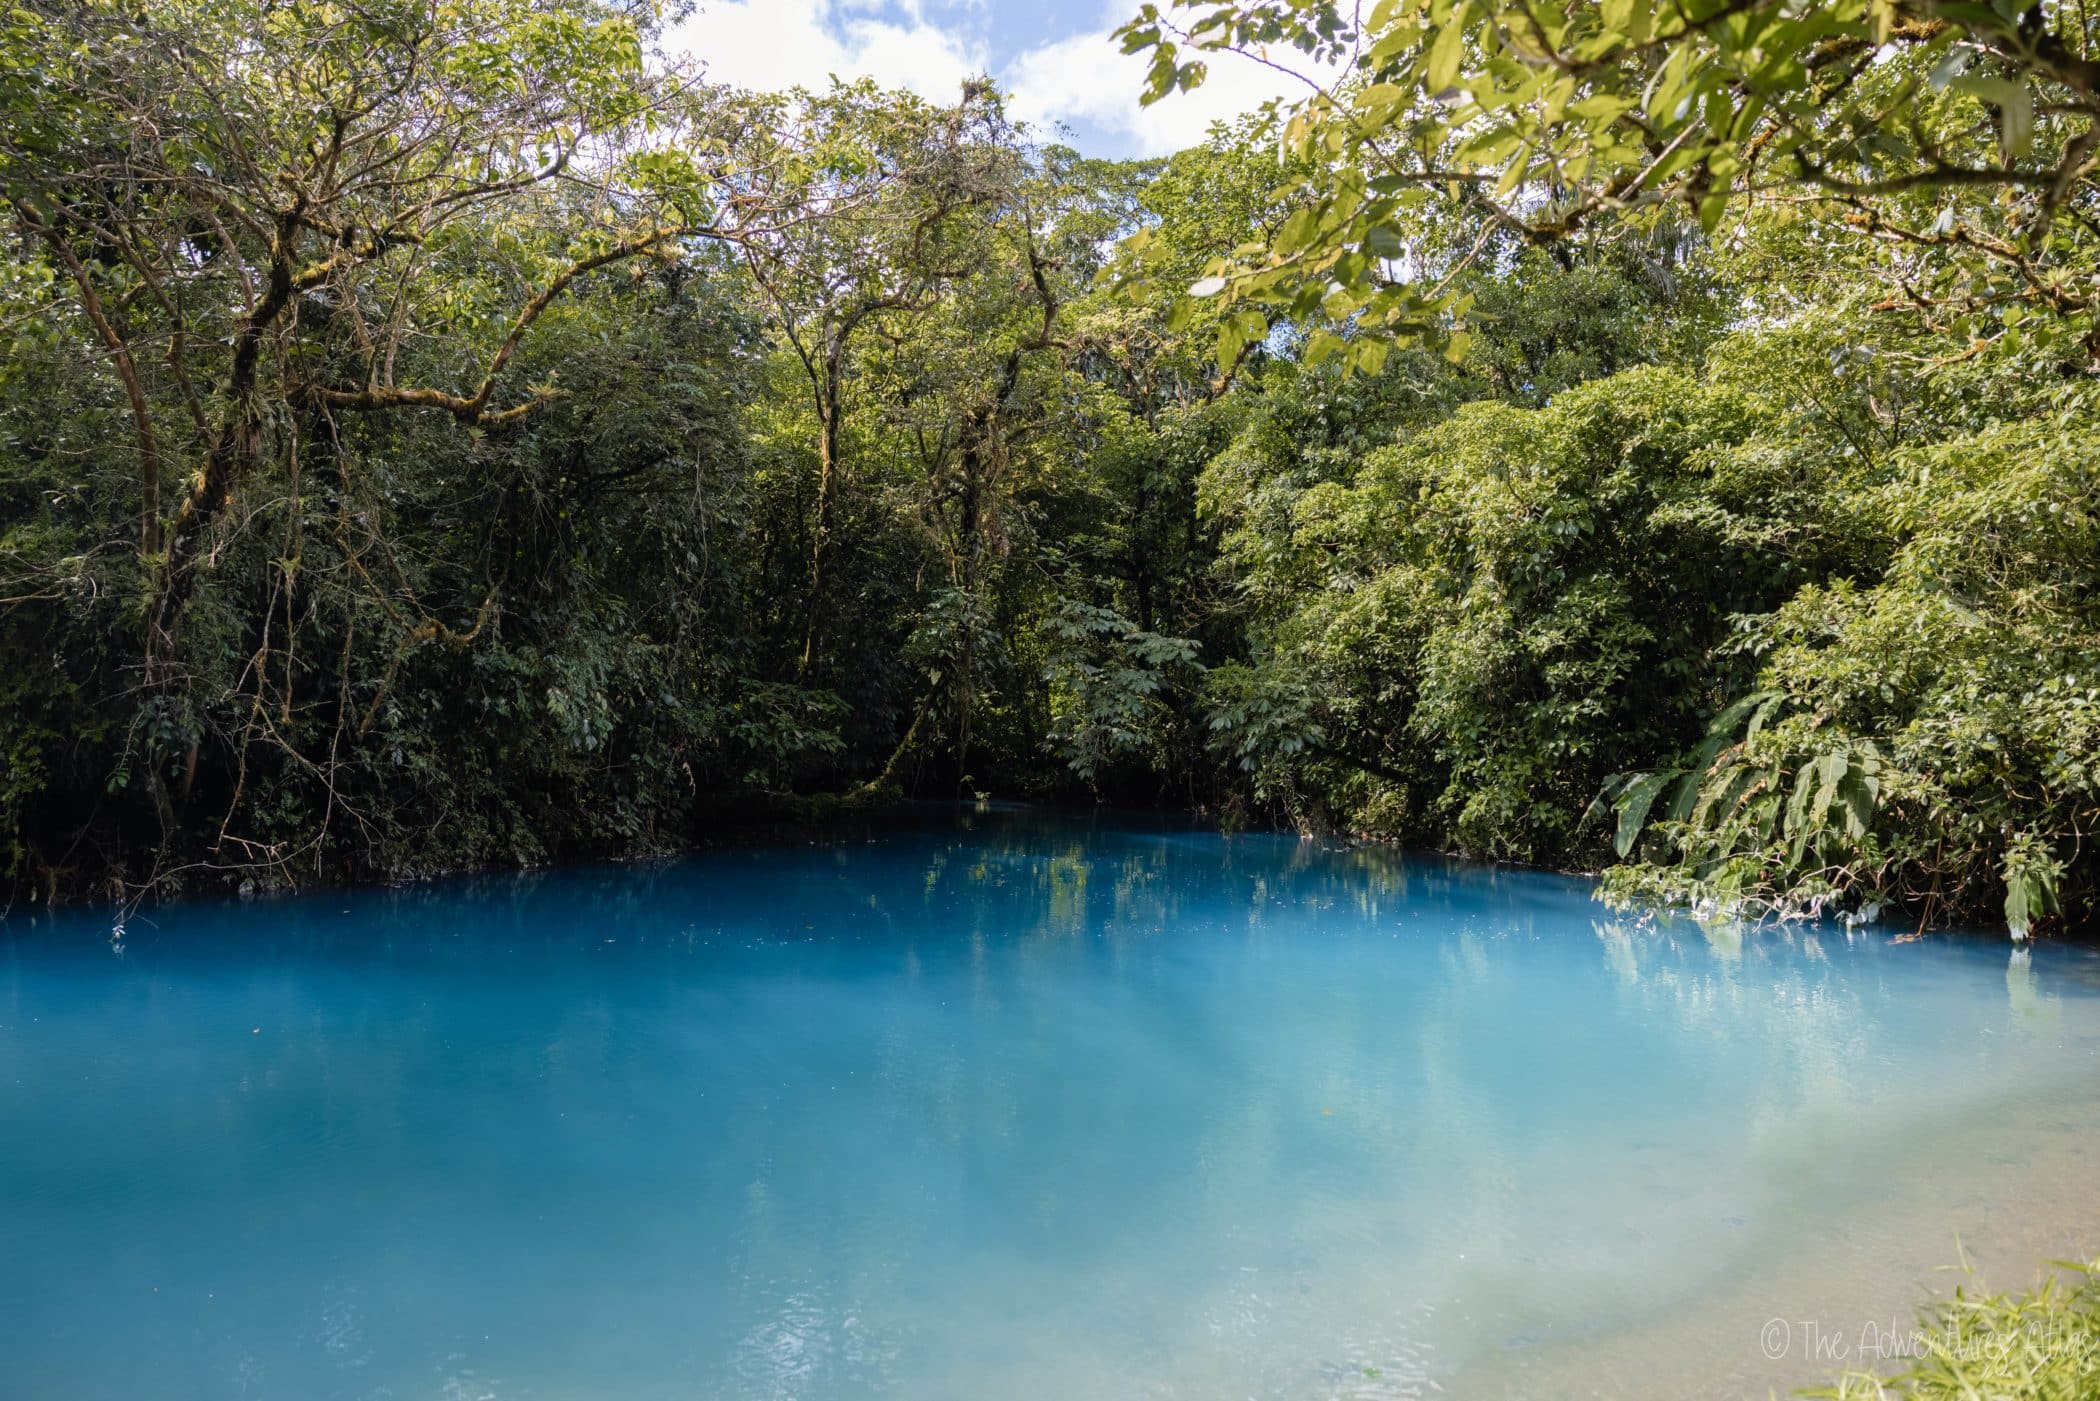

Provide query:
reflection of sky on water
left=3, top=807, right=2098, bottom=1399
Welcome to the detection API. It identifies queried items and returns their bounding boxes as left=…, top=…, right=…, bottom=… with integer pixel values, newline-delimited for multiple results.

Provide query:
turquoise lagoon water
left=4, top=808, right=2100, bottom=1399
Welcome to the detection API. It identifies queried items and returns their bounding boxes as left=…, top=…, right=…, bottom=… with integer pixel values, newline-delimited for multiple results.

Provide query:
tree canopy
left=1, top=0, right=2093, bottom=936
left=1121, top=0, right=2099, bottom=370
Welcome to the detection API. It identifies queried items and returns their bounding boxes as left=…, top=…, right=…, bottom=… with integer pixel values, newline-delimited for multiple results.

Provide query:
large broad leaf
left=1612, top=769, right=1676, bottom=858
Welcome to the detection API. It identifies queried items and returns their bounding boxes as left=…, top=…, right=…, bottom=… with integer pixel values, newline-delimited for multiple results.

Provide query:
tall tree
left=723, top=79, right=1018, bottom=678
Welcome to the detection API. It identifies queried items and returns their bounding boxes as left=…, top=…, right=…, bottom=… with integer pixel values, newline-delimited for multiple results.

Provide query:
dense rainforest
left=1, top=0, right=2095, bottom=936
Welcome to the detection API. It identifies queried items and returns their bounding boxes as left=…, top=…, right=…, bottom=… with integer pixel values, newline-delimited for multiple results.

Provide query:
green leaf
left=1274, top=207, right=1318, bottom=255
left=1951, top=76, right=2034, bottom=160
left=1613, top=770, right=1675, bottom=857
left=1425, top=18, right=1467, bottom=92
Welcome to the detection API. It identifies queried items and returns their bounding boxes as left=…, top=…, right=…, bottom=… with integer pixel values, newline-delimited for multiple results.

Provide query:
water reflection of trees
left=19, top=810, right=2099, bottom=1396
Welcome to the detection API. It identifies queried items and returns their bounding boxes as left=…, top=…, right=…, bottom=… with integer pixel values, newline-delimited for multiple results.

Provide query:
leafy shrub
left=1608, top=416, right=2100, bottom=932
left=1805, top=1260, right=2100, bottom=1400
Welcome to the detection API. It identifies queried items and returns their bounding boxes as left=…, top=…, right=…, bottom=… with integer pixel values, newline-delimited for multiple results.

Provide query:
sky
left=661, top=0, right=1305, bottom=159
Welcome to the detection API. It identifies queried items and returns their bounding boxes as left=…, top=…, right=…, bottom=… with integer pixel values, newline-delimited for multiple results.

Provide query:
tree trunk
left=148, top=212, right=300, bottom=684
left=798, top=353, right=843, bottom=679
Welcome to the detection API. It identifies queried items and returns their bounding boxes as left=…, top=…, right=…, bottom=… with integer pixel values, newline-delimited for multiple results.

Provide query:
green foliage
left=1102, top=3, right=2100, bottom=934
left=0, top=3, right=1232, bottom=895
left=1805, top=1259, right=2100, bottom=1400
left=1197, top=358, right=1812, bottom=857
left=1200, top=660, right=1326, bottom=813
left=1119, top=1, right=2100, bottom=371
left=1041, top=600, right=1203, bottom=787
left=1, top=1, right=2094, bottom=937
left=1605, top=410, right=2100, bottom=930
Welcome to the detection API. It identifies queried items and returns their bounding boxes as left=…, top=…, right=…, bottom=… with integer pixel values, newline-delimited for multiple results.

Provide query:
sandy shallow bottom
left=1451, top=1086, right=2100, bottom=1399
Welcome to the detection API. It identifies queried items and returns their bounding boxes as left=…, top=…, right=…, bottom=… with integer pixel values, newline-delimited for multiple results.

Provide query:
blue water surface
left=4, top=807, right=2099, bottom=1399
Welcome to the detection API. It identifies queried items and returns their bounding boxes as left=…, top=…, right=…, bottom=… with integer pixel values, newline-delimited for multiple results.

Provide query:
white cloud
left=665, top=0, right=987, bottom=101
left=662, top=0, right=1312, bottom=157
left=1003, top=14, right=1311, bottom=157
